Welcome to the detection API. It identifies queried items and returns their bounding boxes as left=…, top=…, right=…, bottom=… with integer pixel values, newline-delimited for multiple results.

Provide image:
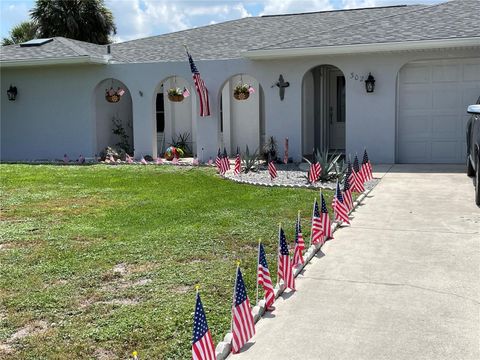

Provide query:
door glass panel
left=337, top=76, right=346, bottom=123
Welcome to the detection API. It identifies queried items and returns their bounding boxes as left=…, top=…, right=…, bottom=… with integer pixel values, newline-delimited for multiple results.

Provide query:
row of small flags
left=215, top=148, right=373, bottom=185
left=191, top=157, right=374, bottom=359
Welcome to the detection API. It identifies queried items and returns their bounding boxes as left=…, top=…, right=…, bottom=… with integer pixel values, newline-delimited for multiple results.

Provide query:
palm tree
left=2, top=21, right=38, bottom=46
left=30, top=0, right=116, bottom=45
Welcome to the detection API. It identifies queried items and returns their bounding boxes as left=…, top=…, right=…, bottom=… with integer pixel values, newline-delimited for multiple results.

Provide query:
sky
left=1, top=0, right=444, bottom=43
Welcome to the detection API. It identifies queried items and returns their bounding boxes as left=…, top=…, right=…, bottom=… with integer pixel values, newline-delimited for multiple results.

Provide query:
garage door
left=397, top=59, right=480, bottom=163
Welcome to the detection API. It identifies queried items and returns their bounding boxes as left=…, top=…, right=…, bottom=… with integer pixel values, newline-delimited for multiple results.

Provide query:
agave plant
left=261, top=136, right=277, bottom=161
left=242, top=145, right=259, bottom=173
left=303, top=149, right=346, bottom=182
left=170, top=132, right=192, bottom=156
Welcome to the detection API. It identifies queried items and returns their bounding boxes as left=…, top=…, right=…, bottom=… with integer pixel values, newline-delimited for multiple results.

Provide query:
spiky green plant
left=303, top=149, right=346, bottom=182
left=242, top=145, right=258, bottom=173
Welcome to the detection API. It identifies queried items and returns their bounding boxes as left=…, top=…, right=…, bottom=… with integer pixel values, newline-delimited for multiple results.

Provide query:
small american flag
left=193, top=157, right=199, bottom=166
left=268, top=156, right=277, bottom=181
left=234, top=147, right=241, bottom=175
left=320, top=192, right=333, bottom=241
left=232, top=267, right=255, bottom=353
left=141, top=157, right=148, bottom=165
left=353, top=155, right=366, bottom=191
left=308, top=162, right=321, bottom=183
left=192, top=291, right=216, bottom=360
left=126, top=154, right=133, bottom=164
left=348, top=159, right=364, bottom=193
left=257, top=242, right=275, bottom=310
left=219, top=148, right=229, bottom=174
left=361, top=149, right=373, bottom=181
left=293, top=212, right=305, bottom=267
left=63, top=154, right=69, bottom=163
left=343, top=173, right=353, bottom=211
left=215, top=148, right=222, bottom=172
left=278, top=227, right=295, bottom=290
left=172, top=156, right=179, bottom=165
left=333, top=181, right=350, bottom=225
left=156, top=157, right=163, bottom=165
left=186, top=50, right=210, bottom=117
left=78, top=155, right=85, bottom=164
left=311, top=199, right=323, bottom=245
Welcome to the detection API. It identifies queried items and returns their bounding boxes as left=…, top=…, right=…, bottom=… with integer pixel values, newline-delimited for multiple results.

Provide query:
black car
left=466, top=97, right=480, bottom=206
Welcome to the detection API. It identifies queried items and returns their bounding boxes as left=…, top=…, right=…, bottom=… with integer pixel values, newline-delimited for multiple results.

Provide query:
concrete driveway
left=233, top=164, right=480, bottom=360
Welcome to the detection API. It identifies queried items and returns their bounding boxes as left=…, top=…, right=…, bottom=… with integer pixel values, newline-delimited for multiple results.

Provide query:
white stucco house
left=1, top=0, right=479, bottom=163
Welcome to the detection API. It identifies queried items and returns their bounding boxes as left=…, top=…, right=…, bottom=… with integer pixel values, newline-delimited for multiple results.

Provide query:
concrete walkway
left=234, top=164, right=480, bottom=360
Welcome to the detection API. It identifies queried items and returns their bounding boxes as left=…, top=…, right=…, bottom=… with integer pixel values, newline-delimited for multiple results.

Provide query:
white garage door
left=397, top=58, right=480, bottom=163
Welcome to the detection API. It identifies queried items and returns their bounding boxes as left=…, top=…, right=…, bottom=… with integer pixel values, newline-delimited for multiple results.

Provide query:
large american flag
left=293, top=213, right=305, bottom=267
left=187, top=50, right=210, bottom=117
left=311, top=199, right=323, bottom=245
left=333, top=181, right=350, bottom=225
left=232, top=267, right=255, bottom=353
left=192, top=292, right=216, bottom=360
left=361, top=149, right=373, bottom=181
left=343, top=173, right=353, bottom=211
left=257, top=242, right=275, bottom=310
left=234, top=147, right=241, bottom=175
left=320, top=192, right=333, bottom=241
left=278, top=227, right=295, bottom=290
left=268, top=156, right=277, bottom=180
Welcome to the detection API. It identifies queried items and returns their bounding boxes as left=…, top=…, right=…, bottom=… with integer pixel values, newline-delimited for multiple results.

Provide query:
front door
left=328, top=71, right=346, bottom=151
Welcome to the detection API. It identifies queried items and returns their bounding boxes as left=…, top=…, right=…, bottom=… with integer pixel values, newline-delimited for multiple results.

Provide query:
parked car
left=466, top=96, right=480, bottom=206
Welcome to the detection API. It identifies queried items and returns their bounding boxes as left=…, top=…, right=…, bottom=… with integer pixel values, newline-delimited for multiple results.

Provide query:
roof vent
left=20, top=38, right=54, bottom=47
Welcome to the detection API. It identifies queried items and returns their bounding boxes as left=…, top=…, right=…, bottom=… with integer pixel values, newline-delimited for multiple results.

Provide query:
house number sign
left=349, top=73, right=365, bottom=82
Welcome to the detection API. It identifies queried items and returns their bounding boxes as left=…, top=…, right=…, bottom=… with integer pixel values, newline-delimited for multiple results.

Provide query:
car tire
left=476, top=161, right=480, bottom=207
left=467, top=157, right=475, bottom=177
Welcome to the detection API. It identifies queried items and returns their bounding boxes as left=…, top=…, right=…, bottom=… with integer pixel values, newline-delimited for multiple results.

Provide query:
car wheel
left=467, top=157, right=475, bottom=177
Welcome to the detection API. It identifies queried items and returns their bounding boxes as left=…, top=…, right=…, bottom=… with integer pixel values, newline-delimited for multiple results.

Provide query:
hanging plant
left=105, top=86, right=125, bottom=103
left=167, top=87, right=190, bottom=102
left=233, top=82, right=255, bottom=101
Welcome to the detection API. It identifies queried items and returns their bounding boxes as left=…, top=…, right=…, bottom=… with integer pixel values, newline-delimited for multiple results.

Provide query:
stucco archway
left=94, top=78, right=133, bottom=157
left=218, top=74, right=265, bottom=155
left=153, top=76, right=195, bottom=157
left=302, top=64, right=346, bottom=157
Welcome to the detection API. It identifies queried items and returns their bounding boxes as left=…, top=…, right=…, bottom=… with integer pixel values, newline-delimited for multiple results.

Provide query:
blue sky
left=1, top=0, right=444, bottom=43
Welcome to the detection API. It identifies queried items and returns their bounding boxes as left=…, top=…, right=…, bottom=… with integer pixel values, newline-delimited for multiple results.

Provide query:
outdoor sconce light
left=7, top=85, right=17, bottom=101
left=365, top=73, right=375, bottom=93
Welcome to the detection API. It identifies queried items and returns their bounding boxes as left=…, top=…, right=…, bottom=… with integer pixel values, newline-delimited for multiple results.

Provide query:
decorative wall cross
left=272, top=74, right=290, bottom=101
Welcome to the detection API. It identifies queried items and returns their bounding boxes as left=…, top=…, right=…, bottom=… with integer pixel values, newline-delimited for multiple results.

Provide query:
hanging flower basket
left=167, top=87, right=189, bottom=102
left=168, top=94, right=184, bottom=102
left=105, top=87, right=125, bottom=103
left=233, top=83, right=255, bottom=101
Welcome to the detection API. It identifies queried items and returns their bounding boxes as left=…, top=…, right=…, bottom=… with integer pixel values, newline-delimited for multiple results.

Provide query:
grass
left=0, top=164, right=335, bottom=359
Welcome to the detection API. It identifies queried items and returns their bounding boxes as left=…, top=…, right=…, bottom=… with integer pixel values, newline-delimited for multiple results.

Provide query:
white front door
left=329, top=71, right=346, bottom=151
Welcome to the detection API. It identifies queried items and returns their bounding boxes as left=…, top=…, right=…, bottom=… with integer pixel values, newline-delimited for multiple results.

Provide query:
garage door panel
left=432, top=87, right=459, bottom=109
left=400, top=88, right=432, bottom=109
left=463, top=63, right=480, bottom=81
left=399, top=141, right=429, bottom=162
left=401, top=64, right=431, bottom=83
left=433, top=64, right=460, bottom=82
left=397, top=58, right=480, bottom=163
left=431, top=141, right=458, bottom=162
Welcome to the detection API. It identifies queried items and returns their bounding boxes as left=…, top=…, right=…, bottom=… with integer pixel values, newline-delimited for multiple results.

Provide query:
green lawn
left=0, top=164, right=334, bottom=359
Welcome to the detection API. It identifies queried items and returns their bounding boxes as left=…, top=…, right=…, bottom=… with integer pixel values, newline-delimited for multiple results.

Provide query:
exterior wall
left=2, top=47, right=479, bottom=163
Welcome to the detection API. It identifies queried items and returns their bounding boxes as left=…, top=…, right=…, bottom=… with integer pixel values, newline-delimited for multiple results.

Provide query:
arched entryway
left=94, top=78, right=133, bottom=156
left=218, top=74, right=265, bottom=155
left=154, top=76, right=195, bottom=157
left=302, top=65, right=346, bottom=156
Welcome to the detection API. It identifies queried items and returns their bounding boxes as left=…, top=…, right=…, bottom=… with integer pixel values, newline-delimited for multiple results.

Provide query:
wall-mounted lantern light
left=7, top=85, right=17, bottom=101
left=365, top=73, right=375, bottom=93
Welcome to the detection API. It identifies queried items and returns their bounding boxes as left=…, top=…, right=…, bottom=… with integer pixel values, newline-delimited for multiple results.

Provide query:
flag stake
left=309, top=197, right=316, bottom=248
left=256, top=239, right=261, bottom=305
left=231, top=262, right=240, bottom=332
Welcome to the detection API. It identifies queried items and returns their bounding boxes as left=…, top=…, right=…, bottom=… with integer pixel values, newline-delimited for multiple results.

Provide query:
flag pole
left=256, top=239, right=261, bottom=305
left=309, top=198, right=316, bottom=248
left=277, top=223, right=281, bottom=285
left=231, top=260, right=240, bottom=332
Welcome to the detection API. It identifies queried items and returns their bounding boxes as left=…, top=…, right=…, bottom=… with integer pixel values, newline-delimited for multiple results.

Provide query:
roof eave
left=0, top=55, right=108, bottom=68
left=243, top=37, right=480, bottom=59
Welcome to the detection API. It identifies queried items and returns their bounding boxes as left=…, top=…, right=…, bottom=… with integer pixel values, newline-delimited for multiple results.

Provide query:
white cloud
left=0, top=1, right=31, bottom=39
left=260, top=0, right=334, bottom=15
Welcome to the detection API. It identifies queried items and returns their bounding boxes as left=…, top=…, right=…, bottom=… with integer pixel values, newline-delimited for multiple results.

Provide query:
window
left=337, top=76, right=346, bottom=123
left=156, top=93, right=165, bottom=133
left=219, top=95, right=224, bottom=133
